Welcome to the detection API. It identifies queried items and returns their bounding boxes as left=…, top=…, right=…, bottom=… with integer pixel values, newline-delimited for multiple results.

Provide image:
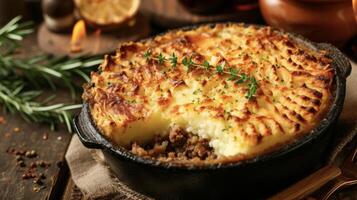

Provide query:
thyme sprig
left=144, top=50, right=258, bottom=100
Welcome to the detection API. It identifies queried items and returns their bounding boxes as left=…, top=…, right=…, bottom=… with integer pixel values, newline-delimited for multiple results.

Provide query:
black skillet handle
left=316, top=43, right=352, bottom=79
left=73, top=105, right=103, bottom=149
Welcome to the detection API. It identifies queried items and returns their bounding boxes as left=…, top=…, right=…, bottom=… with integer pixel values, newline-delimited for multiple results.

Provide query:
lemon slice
left=74, top=0, right=140, bottom=27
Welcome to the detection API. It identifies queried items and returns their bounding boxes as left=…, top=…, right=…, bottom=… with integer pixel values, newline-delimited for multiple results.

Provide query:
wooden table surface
left=1, top=28, right=357, bottom=200
left=0, top=33, right=73, bottom=200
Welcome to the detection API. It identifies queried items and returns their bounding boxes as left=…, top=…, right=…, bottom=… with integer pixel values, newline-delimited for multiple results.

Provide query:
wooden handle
left=268, top=165, right=342, bottom=200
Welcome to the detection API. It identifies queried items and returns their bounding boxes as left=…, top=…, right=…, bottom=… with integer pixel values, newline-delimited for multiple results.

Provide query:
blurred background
left=1, top=0, right=357, bottom=57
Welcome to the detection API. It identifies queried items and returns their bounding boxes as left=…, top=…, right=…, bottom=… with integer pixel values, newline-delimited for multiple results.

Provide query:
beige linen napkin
left=65, top=121, right=356, bottom=200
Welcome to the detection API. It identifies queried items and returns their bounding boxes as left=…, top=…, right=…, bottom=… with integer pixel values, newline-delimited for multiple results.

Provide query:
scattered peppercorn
left=33, top=177, right=42, bottom=185
left=15, top=155, right=22, bottom=161
left=6, top=148, right=15, bottom=154
left=17, top=160, right=26, bottom=167
left=6, top=146, right=52, bottom=193
left=15, top=150, right=26, bottom=156
left=22, top=174, right=30, bottom=180
left=38, top=173, right=46, bottom=179
left=25, top=150, right=37, bottom=158
left=30, top=162, right=37, bottom=168
left=38, top=160, right=45, bottom=167
left=33, top=185, right=40, bottom=192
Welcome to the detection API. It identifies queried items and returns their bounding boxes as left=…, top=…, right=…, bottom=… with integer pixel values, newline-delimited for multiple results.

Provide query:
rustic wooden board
left=0, top=114, right=72, bottom=199
left=140, top=0, right=263, bottom=28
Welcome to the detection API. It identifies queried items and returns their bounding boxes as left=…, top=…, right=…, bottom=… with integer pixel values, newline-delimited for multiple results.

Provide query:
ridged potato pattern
left=83, top=24, right=334, bottom=160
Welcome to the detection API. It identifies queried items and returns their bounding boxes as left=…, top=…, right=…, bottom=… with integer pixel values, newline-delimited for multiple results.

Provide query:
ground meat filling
left=129, top=126, right=217, bottom=162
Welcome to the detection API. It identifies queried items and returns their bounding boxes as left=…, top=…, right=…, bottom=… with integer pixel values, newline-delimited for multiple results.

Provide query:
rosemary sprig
left=0, top=80, right=81, bottom=132
left=144, top=50, right=259, bottom=100
left=0, top=16, right=103, bottom=98
left=0, top=16, right=103, bottom=132
left=0, top=54, right=103, bottom=98
left=0, top=16, right=33, bottom=54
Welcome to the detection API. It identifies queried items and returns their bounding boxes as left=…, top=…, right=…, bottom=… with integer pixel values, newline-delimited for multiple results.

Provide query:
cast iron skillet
left=73, top=23, right=351, bottom=199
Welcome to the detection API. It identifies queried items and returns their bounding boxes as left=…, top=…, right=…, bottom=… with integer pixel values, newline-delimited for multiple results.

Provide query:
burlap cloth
left=65, top=60, right=357, bottom=199
left=65, top=134, right=152, bottom=200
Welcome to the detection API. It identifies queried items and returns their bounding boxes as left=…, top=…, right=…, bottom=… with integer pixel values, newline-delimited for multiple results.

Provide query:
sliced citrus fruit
left=74, top=0, right=140, bottom=27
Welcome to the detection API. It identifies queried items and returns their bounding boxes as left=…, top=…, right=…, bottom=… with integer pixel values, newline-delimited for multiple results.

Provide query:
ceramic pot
left=259, top=0, right=357, bottom=45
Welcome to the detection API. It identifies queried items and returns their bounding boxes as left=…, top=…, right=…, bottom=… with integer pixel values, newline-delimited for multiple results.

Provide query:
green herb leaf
left=144, top=50, right=151, bottom=61
left=203, top=60, right=210, bottom=70
left=182, top=56, right=194, bottom=70
left=0, top=81, right=81, bottom=132
left=235, top=73, right=247, bottom=84
left=192, top=89, right=202, bottom=95
left=228, top=68, right=238, bottom=80
left=182, top=57, right=188, bottom=67
left=158, top=53, right=165, bottom=65
left=0, top=17, right=104, bottom=132
left=169, top=53, right=177, bottom=68
left=216, top=65, right=223, bottom=74
left=246, top=77, right=258, bottom=99
left=0, top=16, right=33, bottom=54
left=144, top=50, right=259, bottom=101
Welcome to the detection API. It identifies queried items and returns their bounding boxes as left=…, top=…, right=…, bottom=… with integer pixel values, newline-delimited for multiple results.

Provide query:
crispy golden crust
left=83, top=24, right=334, bottom=159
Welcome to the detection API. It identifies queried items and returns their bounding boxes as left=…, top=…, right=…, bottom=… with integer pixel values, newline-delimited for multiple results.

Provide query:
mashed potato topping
left=83, top=24, right=333, bottom=159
